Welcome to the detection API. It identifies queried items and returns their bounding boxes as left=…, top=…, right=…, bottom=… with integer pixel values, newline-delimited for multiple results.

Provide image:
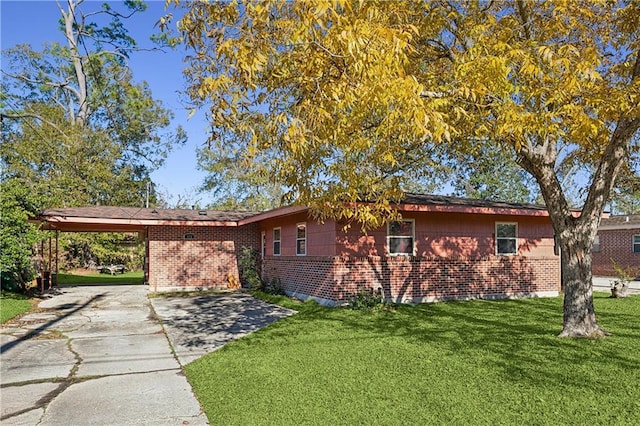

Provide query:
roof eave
left=33, top=215, right=239, bottom=231
left=238, top=205, right=309, bottom=225
left=598, top=224, right=640, bottom=231
left=396, top=203, right=550, bottom=217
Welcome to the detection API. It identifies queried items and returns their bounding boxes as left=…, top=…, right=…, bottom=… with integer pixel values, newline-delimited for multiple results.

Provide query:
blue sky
left=1, top=0, right=212, bottom=206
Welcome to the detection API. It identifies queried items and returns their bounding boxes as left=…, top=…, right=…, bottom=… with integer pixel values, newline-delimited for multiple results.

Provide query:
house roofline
left=395, top=203, right=551, bottom=217
left=238, top=205, right=309, bottom=225
left=239, top=202, right=552, bottom=225
left=32, top=215, right=239, bottom=232
left=598, top=224, right=640, bottom=231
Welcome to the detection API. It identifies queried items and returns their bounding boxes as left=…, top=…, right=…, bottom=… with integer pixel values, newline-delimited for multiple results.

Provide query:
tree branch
left=580, top=49, right=640, bottom=229
left=1, top=70, right=73, bottom=92
left=1, top=112, right=71, bottom=142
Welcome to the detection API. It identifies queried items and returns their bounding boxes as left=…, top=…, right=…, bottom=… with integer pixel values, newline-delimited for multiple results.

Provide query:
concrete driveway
left=151, top=293, right=296, bottom=366
left=1, top=285, right=295, bottom=425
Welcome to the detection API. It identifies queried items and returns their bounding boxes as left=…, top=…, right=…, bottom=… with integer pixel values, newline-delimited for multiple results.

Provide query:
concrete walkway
left=0, top=285, right=295, bottom=425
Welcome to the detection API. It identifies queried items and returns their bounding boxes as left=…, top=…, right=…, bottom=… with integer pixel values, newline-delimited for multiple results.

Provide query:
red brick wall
left=262, top=255, right=560, bottom=305
left=147, top=224, right=259, bottom=291
left=336, top=212, right=556, bottom=258
left=260, top=212, right=336, bottom=256
left=260, top=212, right=556, bottom=259
left=592, top=228, right=640, bottom=276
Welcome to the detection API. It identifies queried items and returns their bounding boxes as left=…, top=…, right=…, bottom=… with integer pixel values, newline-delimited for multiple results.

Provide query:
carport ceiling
left=34, top=206, right=260, bottom=232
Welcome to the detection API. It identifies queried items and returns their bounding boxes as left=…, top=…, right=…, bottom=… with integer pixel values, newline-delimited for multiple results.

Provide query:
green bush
left=349, top=286, right=384, bottom=311
left=61, top=233, right=144, bottom=271
left=264, top=277, right=286, bottom=295
left=0, top=179, right=43, bottom=293
left=238, top=246, right=263, bottom=290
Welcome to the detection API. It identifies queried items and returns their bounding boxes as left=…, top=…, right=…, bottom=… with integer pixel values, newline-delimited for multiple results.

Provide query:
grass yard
left=0, top=291, right=33, bottom=323
left=186, top=293, right=640, bottom=425
left=56, top=270, right=144, bottom=286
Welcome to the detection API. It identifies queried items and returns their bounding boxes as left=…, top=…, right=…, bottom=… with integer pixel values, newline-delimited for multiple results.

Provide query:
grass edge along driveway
left=185, top=293, right=639, bottom=425
left=1, top=271, right=144, bottom=324
left=0, top=291, right=33, bottom=323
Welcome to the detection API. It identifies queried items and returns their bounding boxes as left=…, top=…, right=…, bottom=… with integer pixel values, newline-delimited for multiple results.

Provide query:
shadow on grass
left=56, top=272, right=144, bottom=286
left=0, top=291, right=29, bottom=301
left=0, top=293, right=105, bottom=354
left=253, top=292, right=640, bottom=390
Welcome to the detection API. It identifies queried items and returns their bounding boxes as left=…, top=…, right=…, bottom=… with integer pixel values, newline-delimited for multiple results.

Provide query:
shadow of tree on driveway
left=151, top=293, right=296, bottom=354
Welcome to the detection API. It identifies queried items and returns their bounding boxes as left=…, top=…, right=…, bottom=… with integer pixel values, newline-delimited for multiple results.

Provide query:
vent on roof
left=198, top=210, right=207, bottom=216
left=151, top=209, right=158, bottom=214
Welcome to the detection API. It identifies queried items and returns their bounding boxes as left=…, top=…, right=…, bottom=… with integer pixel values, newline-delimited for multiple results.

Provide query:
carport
left=34, top=207, right=148, bottom=292
left=34, top=206, right=260, bottom=292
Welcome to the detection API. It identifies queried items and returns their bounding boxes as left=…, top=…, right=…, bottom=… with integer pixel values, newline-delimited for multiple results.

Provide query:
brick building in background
left=36, top=194, right=562, bottom=304
left=592, top=214, right=640, bottom=277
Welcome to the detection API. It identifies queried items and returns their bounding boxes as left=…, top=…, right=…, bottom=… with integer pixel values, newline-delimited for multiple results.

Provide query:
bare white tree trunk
left=59, top=0, right=88, bottom=126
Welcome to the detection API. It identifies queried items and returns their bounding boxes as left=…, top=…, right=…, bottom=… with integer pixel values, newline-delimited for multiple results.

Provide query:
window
left=592, top=235, right=600, bottom=252
left=496, top=223, right=517, bottom=255
left=183, top=233, right=195, bottom=240
left=261, top=231, right=266, bottom=258
left=387, top=220, right=414, bottom=256
left=296, top=223, right=306, bottom=256
left=273, top=228, right=281, bottom=256
left=634, top=235, right=640, bottom=253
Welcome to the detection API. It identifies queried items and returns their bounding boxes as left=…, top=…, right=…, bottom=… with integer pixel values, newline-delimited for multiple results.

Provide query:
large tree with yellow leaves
left=174, top=0, right=639, bottom=338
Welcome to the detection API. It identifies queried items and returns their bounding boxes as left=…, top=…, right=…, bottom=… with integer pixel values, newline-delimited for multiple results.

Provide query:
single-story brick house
left=37, top=194, right=561, bottom=305
left=592, top=214, right=640, bottom=277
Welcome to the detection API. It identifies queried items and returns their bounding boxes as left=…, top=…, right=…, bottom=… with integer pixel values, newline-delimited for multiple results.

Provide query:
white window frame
left=261, top=231, right=266, bottom=258
left=592, top=234, right=601, bottom=253
left=496, top=222, right=518, bottom=256
left=633, top=235, right=640, bottom=253
left=296, top=223, right=307, bottom=256
left=387, top=219, right=415, bottom=256
left=273, top=228, right=281, bottom=256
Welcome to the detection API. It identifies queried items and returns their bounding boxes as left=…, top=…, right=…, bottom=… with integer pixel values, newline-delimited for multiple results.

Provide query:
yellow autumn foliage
left=172, top=0, right=638, bottom=233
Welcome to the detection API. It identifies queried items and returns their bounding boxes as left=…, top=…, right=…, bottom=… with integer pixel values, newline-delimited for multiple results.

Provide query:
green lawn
left=185, top=293, right=640, bottom=425
left=56, top=271, right=144, bottom=285
left=0, top=291, right=33, bottom=323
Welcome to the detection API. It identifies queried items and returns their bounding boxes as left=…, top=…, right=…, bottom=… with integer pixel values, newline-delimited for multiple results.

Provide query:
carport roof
left=35, top=206, right=262, bottom=232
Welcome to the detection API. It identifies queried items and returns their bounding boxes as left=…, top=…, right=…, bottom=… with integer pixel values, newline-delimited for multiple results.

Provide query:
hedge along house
left=36, top=206, right=261, bottom=292
left=36, top=194, right=561, bottom=303
left=247, top=194, right=561, bottom=305
left=592, top=214, right=640, bottom=277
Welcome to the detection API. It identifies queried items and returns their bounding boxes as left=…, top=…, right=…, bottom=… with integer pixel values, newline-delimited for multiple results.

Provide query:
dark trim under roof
left=399, top=193, right=548, bottom=211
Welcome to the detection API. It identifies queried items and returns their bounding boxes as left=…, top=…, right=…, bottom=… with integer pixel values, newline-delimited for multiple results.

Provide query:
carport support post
left=48, top=235, right=52, bottom=290
left=40, top=239, right=45, bottom=293
left=54, top=231, right=59, bottom=287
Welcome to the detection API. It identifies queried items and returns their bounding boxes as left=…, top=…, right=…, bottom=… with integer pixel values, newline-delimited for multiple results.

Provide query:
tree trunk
left=62, top=0, right=88, bottom=126
left=558, top=234, right=608, bottom=338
